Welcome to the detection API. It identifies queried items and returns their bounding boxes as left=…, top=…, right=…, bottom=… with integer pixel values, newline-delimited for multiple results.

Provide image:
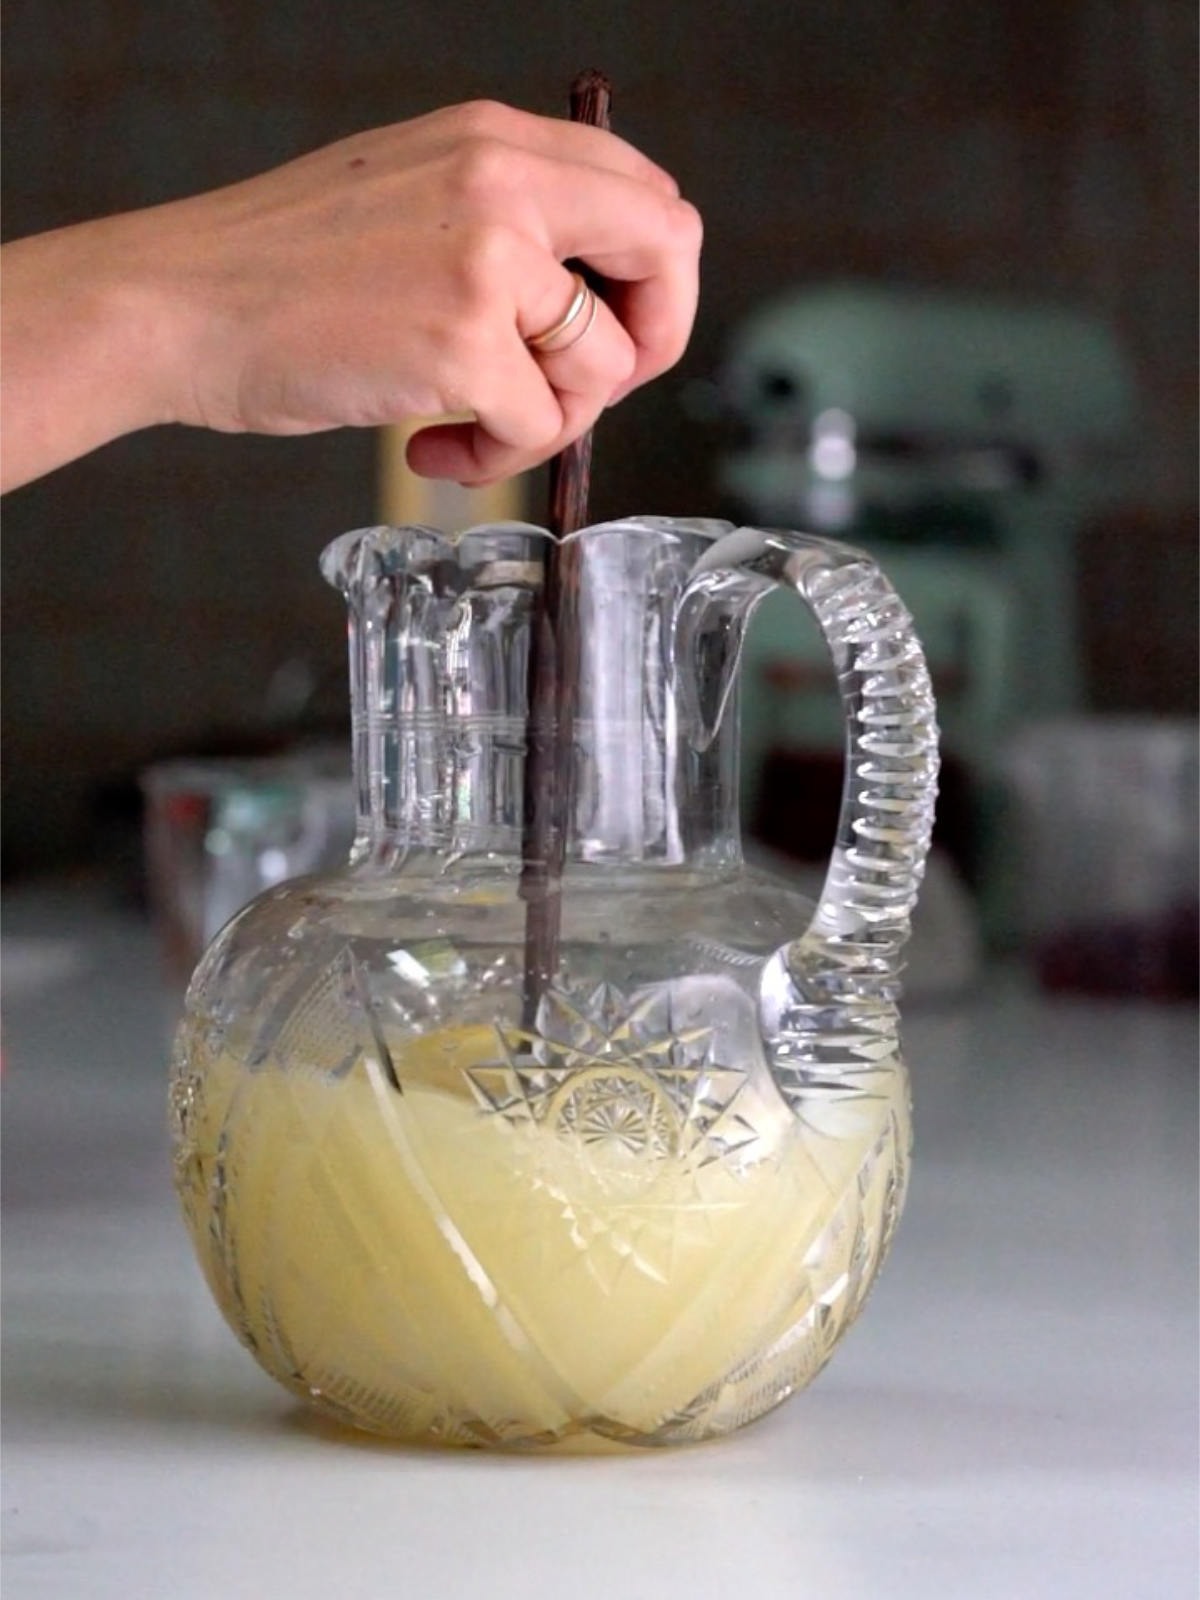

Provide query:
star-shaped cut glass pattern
left=461, top=981, right=759, bottom=1175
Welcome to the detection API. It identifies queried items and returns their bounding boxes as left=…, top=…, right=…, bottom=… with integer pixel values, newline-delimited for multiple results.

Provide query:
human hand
left=0, top=101, right=701, bottom=491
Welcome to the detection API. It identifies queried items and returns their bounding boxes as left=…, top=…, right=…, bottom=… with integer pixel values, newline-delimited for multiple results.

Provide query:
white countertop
left=3, top=889, right=1197, bottom=1600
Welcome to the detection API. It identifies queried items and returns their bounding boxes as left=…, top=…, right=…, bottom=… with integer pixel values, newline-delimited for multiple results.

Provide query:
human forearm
left=0, top=214, right=185, bottom=491
left=1, top=104, right=701, bottom=493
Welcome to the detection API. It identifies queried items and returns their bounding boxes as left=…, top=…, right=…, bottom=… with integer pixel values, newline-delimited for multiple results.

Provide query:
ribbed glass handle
left=779, top=536, right=939, bottom=983
left=688, top=527, right=939, bottom=997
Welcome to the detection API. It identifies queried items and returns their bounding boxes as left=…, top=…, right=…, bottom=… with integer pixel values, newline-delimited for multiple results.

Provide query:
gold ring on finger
left=525, top=272, right=597, bottom=354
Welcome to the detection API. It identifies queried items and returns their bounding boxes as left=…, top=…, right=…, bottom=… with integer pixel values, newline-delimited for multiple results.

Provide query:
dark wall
left=3, top=0, right=1196, bottom=871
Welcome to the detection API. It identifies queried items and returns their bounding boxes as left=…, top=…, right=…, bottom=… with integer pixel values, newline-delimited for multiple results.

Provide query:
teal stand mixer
left=711, top=283, right=1138, bottom=940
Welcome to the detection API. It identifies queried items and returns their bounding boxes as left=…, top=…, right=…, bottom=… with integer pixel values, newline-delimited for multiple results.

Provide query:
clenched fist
left=1, top=100, right=701, bottom=492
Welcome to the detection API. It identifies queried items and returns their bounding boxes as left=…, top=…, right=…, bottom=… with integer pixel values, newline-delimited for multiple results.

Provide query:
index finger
left=432, top=101, right=680, bottom=197
left=513, top=163, right=702, bottom=389
left=600, top=250, right=701, bottom=397
left=528, top=116, right=681, bottom=198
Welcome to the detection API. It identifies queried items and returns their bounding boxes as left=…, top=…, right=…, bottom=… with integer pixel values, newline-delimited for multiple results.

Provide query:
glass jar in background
left=1005, top=717, right=1199, bottom=999
left=141, top=747, right=355, bottom=990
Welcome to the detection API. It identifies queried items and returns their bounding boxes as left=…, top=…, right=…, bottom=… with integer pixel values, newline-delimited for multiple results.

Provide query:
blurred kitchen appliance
left=712, top=283, right=1138, bottom=934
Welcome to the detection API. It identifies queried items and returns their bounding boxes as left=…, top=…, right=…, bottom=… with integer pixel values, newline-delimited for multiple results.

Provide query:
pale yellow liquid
left=175, top=1023, right=908, bottom=1447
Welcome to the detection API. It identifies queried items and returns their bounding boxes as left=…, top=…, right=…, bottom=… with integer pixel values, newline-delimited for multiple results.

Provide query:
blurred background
left=3, top=0, right=1197, bottom=997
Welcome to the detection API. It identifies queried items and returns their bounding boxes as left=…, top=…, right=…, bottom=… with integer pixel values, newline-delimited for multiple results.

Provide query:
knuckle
left=598, top=334, right=637, bottom=386
left=448, top=136, right=523, bottom=206
left=447, top=138, right=496, bottom=202
left=450, top=99, right=518, bottom=139
left=527, top=420, right=561, bottom=457
left=670, top=198, right=704, bottom=251
left=512, top=392, right=564, bottom=455
left=639, top=325, right=687, bottom=377
left=632, top=151, right=680, bottom=198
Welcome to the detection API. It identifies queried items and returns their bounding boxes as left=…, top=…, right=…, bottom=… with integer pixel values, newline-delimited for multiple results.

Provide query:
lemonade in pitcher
left=170, top=518, right=936, bottom=1448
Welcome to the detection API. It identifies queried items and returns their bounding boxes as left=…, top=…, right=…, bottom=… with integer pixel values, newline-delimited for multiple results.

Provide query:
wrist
left=1, top=210, right=193, bottom=488
left=71, top=209, right=194, bottom=434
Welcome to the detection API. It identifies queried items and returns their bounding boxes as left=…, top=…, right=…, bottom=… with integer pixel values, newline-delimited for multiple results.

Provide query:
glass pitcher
left=170, top=516, right=938, bottom=1450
